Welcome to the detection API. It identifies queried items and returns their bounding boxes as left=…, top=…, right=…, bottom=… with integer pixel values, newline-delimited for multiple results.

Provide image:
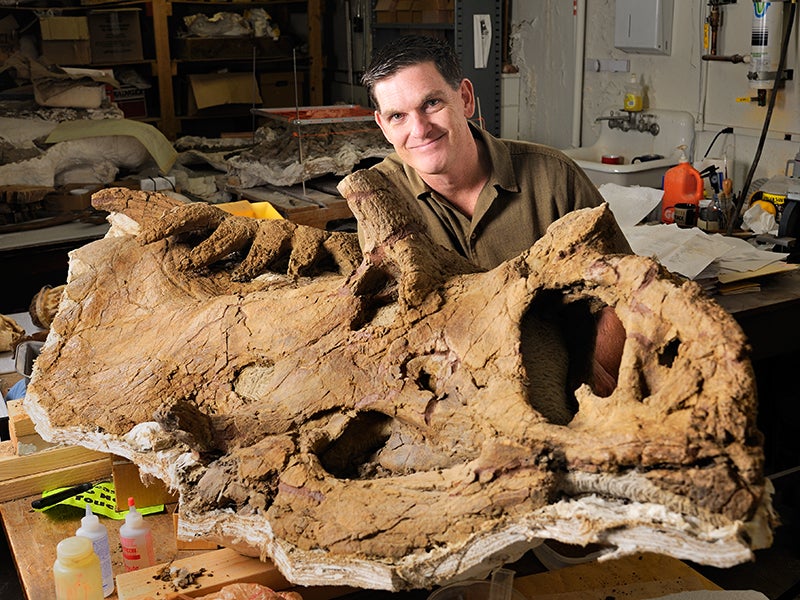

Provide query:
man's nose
left=409, top=112, right=432, bottom=137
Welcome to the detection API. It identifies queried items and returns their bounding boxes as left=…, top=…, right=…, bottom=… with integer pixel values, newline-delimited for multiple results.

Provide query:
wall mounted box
left=614, top=0, right=673, bottom=55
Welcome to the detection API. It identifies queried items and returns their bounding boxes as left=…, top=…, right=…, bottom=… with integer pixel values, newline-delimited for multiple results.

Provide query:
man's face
left=373, top=62, right=475, bottom=178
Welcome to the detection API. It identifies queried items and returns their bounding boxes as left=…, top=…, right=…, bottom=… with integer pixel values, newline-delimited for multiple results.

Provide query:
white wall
left=511, top=0, right=800, bottom=195
left=508, top=2, right=577, bottom=149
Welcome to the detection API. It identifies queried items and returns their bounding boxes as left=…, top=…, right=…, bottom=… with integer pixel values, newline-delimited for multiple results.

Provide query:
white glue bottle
left=76, top=503, right=114, bottom=597
left=53, top=536, right=103, bottom=600
left=119, top=496, right=156, bottom=572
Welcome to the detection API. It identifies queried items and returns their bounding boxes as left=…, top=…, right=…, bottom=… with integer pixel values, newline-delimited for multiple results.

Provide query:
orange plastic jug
left=661, top=149, right=703, bottom=224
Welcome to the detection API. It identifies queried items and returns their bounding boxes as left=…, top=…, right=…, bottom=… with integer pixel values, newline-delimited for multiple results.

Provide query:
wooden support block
left=0, top=443, right=109, bottom=482
left=13, top=432, right=57, bottom=455
left=0, top=440, right=111, bottom=502
left=173, top=512, right=219, bottom=550
left=7, top=399, right=37, bottom=441
left=0, top=456, right=111, bottom=503
left=115, top=547, right=291, bottom=600
left=0, top=440, right=15, bottom=458
left=113, top=457, right=178, bottom=510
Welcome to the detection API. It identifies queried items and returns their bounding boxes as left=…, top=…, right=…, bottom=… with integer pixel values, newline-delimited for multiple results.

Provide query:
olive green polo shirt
left=370, top=124, right=604, bottom=270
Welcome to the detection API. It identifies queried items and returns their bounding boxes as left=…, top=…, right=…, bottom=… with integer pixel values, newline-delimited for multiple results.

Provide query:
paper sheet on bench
left=599, top=183, right=788, bottom=280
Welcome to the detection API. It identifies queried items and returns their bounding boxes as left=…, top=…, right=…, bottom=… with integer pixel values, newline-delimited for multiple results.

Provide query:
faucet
left=595, top=111, right=659, bottom=136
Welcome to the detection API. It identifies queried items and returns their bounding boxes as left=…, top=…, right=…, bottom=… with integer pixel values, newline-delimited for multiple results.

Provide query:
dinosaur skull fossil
left=25, top=169, right=774, bottom=591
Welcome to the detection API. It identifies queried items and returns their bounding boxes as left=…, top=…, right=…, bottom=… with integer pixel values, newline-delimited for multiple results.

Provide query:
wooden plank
left=0, top=496, right=197, bottom=600
left=7, top=399, right=36, bottom=439
left=514, top=552, right=720, bottom=600
left=0, top=444, right=109, bottom=482
left=0, top=456, right=112, bottom=503
left=113, top=457, right=177, bottom=511
left=13, top=432, right=57, bottom=454
left=115, top=548, right=290, bottom=600
left=173, top=513, right=219, bottom=551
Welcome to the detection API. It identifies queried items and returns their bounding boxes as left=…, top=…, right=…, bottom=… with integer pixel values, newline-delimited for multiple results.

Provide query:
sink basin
left=563, top=109, right=696, bottom=188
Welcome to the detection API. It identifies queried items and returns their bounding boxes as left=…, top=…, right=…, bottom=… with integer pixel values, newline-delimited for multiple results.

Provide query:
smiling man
left=362, top=35, right=607, bottom=269
left=361, top=34, right=624, bottom=398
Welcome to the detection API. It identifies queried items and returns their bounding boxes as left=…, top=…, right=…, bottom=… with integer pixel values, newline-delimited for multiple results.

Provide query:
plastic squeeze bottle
left=53, top=535, right=104, bottom=600
left=661, top=146, right=703, bottom=224
left=76, top=503, right=114, bottom=597
left=119, top=497, right=156, bottom=572
left=623, top=73, right=643, bottom=112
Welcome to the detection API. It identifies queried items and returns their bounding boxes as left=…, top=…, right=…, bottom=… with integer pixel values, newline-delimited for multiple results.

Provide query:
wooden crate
left=0, top=399, right=112, bottom=502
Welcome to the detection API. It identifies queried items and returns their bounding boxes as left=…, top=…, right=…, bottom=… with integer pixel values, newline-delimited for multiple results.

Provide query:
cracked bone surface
left=26, top=171, right=774, bottom=591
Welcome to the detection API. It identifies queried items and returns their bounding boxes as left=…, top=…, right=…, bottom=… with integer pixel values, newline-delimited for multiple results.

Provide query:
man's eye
left=390, top=113, right=404, bottom=121
left=425, top=99, right=440, bottom=110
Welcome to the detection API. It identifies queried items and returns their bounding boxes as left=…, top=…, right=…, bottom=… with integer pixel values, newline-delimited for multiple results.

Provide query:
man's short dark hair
left=361, top=35, right=463, bottom=110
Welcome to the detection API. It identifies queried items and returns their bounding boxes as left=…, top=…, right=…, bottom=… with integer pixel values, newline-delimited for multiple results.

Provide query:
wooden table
left=715, top=268, right=800, bottom=360
left=0, top=496, right=203, bottom=600
left=0, top=491, right=722, bottom=600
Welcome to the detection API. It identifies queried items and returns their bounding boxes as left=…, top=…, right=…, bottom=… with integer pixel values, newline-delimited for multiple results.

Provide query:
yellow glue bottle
left=119, top=497, right=156, bottom=572
left=53, top=536, right=104, bottom=600
left=623, top=73, right=644, bottom=112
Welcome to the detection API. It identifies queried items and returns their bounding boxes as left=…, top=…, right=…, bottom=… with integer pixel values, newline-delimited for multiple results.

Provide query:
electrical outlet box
left=614, top=0, right=673, bottom=55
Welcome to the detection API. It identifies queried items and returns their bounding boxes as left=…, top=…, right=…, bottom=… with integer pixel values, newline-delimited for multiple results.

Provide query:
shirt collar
left=471, top=122, right=518, bottom=193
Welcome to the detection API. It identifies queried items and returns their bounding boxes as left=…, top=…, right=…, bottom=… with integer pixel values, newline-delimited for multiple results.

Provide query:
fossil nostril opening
left=318, top=411, right=393, bottom=479
left=521, top=293, right=627, bottom=421
left=658, top=338, right=681, bottom=368
left=520, top=292, right=593, bottom=425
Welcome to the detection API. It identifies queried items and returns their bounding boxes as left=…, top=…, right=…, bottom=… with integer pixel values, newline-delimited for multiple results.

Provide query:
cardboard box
left=259, top=71, right=305, bottom=108
left=421, top=9, right=454, bottom=24
left=108, top=84, right=147, bottom=118
left=43, top=184, right=101, bottom=213
left=39, top=16, right=91, bottom=65
left=176, top=36, right=292, bottom=60
left=39, top=16, right=89, bottom=40
left=188, top=72, right=262, bottom=114
left=396, top=0, right=414, bottom=22
left=375, top=0, right=397, bottom=23
left=88, top=8, right=143, bottom=64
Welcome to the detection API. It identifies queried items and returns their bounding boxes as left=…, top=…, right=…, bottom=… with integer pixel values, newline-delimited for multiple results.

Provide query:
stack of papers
left=599, top=183, right=796, bottom=290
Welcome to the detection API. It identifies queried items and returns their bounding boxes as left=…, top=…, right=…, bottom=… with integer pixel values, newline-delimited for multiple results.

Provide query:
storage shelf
left=171, top=0, right=305, bottom=4
left=374, top=22, right=453, bottom=30
left=1, top=0, right=323, bottom=139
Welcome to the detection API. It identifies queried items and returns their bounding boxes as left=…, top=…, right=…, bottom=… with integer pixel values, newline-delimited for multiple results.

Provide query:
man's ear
left=374, top=110, right=390, bottom=140
left=460, top=79, right=476, bottom=119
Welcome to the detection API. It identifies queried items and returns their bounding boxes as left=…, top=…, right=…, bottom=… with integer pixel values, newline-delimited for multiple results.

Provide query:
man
left=362, top=35, right=624, bottom=397
left=361, top=34, right=606, bottom=269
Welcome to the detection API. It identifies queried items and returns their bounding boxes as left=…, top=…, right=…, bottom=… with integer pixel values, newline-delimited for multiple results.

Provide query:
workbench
left=0, top=492, right=724, bottom=600
left=715, top=268, right=800, bottom=360
left=0, top=238, right=795, bottom=599
left=0, top=221, right=109, bottom=315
